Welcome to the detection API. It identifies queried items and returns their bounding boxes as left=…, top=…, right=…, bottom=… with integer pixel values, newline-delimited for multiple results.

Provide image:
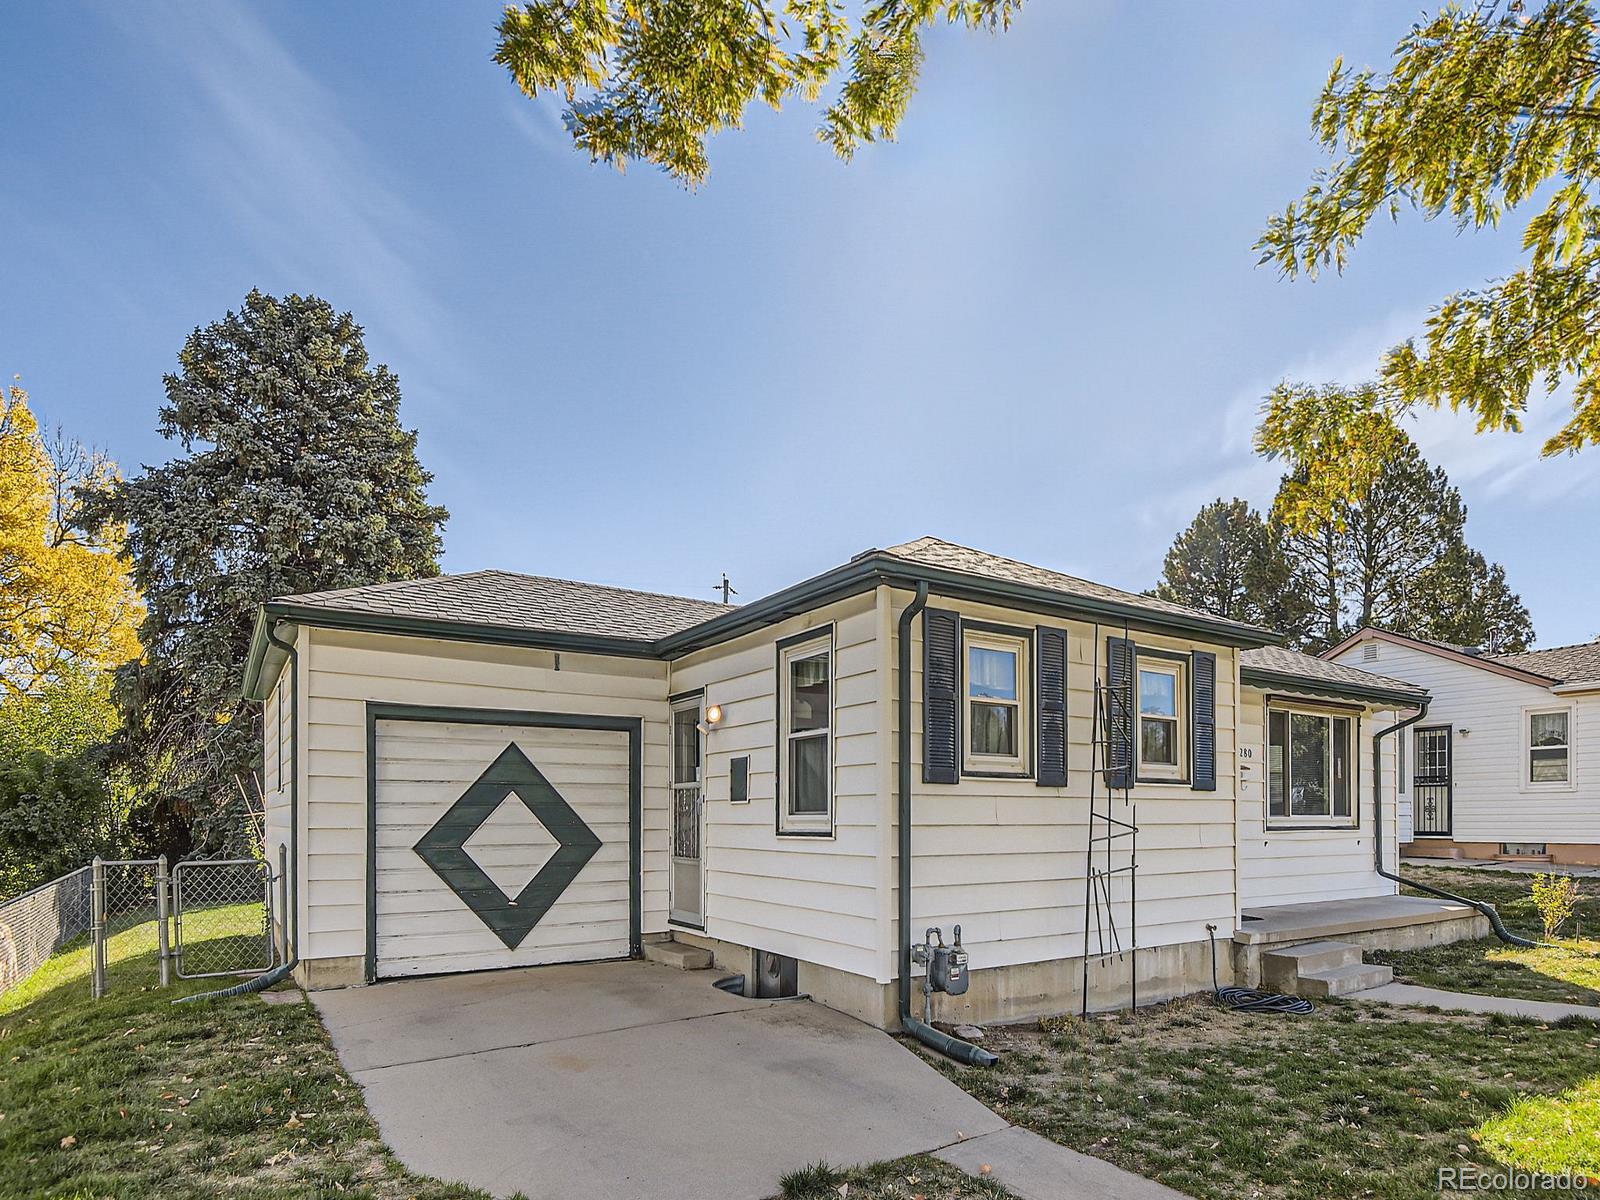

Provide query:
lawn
left=0, top=913, right=505, bottom=1200
left=927, top=996, right=1600, bottom=1200
left=777, top=1158, right=1015, bottom=1200
left=1372, top=864, right=1600, bottom=1007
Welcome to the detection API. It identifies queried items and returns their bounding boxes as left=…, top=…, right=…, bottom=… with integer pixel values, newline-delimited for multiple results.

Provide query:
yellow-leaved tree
left=0, top=378, right=142, bottom=697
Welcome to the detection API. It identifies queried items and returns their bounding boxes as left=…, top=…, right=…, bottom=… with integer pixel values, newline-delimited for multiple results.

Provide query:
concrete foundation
left=295, top=954, right=365, bottom=990
left=672, top=930, right=1231, bottom=1029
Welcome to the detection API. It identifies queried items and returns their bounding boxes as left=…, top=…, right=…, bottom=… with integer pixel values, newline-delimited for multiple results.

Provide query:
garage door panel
left=373, top=717, right=636, bottom=979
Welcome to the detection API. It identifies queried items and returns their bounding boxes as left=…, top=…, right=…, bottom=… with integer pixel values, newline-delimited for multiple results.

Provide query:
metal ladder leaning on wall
left=1082, top=625, right=1139, bottom=1016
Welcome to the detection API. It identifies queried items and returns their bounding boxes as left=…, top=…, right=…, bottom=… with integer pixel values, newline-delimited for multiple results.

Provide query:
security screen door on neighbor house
left=669, top=699, right=704, bottom=928
left=1412, top=726, right=1453, bottom=837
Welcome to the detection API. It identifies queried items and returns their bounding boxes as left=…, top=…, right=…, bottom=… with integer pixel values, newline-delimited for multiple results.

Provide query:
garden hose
left=1206, top=925, right=1313, bottom=1016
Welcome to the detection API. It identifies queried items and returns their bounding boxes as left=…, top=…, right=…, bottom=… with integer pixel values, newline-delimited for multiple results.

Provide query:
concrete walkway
left=312, top=960, right=1176, bottom=1200
left=1400, top=856, right=1600, bottom=878
left=939, top=1126, right=1186, bottom=1200
left=1352, top=981, right=1600, bottom=1022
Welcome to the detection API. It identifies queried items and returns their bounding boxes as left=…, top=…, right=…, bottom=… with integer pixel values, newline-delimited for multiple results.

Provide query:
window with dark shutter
left=1036, top=626, right=1068, bottom=787
left=923, top=608, right=960, bottom=784
left=1105, top=636, right=1135, bottom=789
left=1191, top=650, right=1217, bottom=791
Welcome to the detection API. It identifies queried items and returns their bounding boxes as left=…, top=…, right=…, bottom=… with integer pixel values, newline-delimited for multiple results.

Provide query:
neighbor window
left=1268, top=707, right=1353, bottom=825
left=963, top=629, right=1030, bottom=774
left=1527, top=709, right=1571, bottom=785
left=779, top=636, right=832, bottom=832
left=1136, top=658, right=1185, bottom=780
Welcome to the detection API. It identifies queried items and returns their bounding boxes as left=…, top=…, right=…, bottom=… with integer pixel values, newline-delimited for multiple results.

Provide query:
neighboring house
left=243, top=537, right=1474, bottom=1028
left=1327, top=628, right=1600, bottom=866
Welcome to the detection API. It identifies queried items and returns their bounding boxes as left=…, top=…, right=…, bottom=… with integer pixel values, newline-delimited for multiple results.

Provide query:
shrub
left=1531, top=872, right=1581, bottom=941
left=0, top=748, right=118, bottom=899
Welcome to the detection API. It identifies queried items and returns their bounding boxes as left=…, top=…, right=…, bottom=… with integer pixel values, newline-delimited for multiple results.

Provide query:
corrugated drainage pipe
left=1371, top=701, right=1537, bottom=950
left=177, top=621, right=302, bottom=1002
left=896, top=581, right=998, bottom=1067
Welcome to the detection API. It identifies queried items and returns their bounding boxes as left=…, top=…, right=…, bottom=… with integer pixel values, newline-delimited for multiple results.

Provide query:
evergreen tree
left=82, top=291, right=448, bottom=855
left=1412, top=545, right=1536, bottom=653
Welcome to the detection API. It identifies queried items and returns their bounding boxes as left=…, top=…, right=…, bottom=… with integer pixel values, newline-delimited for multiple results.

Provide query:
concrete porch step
left=1261, top=940, right=1362, bottom=990
left=1295, top=961, right=1394, bottom=998
left=641, top=939, right=713, bottom=971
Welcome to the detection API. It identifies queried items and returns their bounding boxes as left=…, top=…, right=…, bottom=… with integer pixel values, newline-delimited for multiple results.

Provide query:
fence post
left=156, top=855, right=171, bottom=988
left=90, top=856, right=106, bottom=1000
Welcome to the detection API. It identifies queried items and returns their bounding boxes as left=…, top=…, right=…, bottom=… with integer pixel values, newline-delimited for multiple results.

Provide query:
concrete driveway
left=312, top=960, right=1006, bottom=1200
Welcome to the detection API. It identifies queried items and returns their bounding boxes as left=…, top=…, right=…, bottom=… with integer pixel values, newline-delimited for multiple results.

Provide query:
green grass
left=0, top=913, right=506, bottom=1200
left=776, top=1155, right=1016, bottom=1200
left=927, top=997, right=1600, bottom=1199
left=1372, top=865, right=1600, bottom=1006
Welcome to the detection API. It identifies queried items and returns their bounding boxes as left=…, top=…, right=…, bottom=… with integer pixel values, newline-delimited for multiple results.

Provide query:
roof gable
left=1325, top=627, right=1558, bottom=687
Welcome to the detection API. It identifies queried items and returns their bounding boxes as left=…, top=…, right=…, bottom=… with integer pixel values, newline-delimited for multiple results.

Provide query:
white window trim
left=962, top=628, right=1031, bottom=777
left=778, top=634, right=834, bottom=835
left=1267, top=704, right=1357, bottom=828
left=1522, top=703, right=1577, bottom=792
left=1136, top=657, right=1186, bottom=782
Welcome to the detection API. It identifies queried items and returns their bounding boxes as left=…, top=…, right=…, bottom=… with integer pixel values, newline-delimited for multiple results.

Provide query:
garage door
left=373, top=714, right=637, bottom=979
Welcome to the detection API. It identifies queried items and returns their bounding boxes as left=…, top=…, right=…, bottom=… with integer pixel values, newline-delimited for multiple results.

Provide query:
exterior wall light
left=704, top=704, right=724, bottom=726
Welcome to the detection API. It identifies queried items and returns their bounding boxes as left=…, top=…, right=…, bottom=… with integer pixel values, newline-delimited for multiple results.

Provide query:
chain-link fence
left=0, top=866, right=93, bottom=1006
left=172, top=859, right=275, bottom=978
left=0, top=856, right=276, bottom=1008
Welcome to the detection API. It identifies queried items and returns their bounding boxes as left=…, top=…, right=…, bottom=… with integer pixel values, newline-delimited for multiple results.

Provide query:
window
left=963, top=629, right=1029, bottom=774
left=779, top=636, right=832, bottom=832
left=1268, top=707, right=1353, bottom=825
left=1136, top=658, right=1185, bottom=780
left=1527, top=709, right=1571, bottom=785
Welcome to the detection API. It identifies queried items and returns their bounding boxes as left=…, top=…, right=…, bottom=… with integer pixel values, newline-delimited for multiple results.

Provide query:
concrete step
left=1261, top=940, right=1362, bottom=990
left=1294, top=961, right=1394, bottom=998
left=641, top=940, right=713, bottom=971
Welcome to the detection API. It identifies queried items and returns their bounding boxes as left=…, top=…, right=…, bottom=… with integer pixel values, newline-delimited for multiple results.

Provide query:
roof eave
left=1240, top=665, right=1427, bottom=708
left=1324, top=627, right=1557, bottom=687
left=655, top=553, right=1278, bottom=657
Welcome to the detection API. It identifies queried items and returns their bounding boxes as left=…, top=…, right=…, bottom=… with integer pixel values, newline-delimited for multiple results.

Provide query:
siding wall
left=1236, top=685, right=1399, bottom=907
left=1328, top=641, right=1599, bottom=845
left=666, top=594, right=884, bottom=981
left=296, top=627, right=670, bottom=965
left=893, top=588, right=1241, bottom=985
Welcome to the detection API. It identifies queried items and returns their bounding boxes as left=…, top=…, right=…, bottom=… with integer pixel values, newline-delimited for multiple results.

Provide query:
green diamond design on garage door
left=412, top=743, right=602, bottom=949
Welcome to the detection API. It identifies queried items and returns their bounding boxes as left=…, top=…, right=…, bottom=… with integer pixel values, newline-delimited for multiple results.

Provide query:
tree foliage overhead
left=495, top=0, right=1023, bottom=185
left=81, top=291, right=449, bottom=855
left=0, top=381, right=141, bottom=698
left=1256, top=0, right=1600, bottom=514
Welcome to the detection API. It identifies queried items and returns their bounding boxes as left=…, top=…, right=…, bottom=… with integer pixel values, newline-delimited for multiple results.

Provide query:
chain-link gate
left=171, top=859, right=277, bottom=979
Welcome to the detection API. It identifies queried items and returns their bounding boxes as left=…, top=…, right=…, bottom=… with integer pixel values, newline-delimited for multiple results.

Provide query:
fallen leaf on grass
left=59, top=1135, right=76, bottom=1149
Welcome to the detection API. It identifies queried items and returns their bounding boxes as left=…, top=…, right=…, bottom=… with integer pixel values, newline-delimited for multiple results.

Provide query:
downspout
left=177, top=620, right=302, bottom=1001
left=1371, top=701, right=1535, bottom=949
left=896, top=582, right=999, bottom=1067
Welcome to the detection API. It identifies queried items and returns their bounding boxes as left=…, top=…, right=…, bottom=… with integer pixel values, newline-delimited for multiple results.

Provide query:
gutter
left=1370, top=701, right=1535, bottom=949
left=895, top=582, right=998, bottom=1068
left=179, top=620, right=302, bottom=1001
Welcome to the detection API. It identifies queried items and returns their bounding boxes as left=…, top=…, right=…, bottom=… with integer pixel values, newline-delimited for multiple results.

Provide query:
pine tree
left=1412, top=545, right=1536, bottom=653
left=81, top=291, right=448, bottom=855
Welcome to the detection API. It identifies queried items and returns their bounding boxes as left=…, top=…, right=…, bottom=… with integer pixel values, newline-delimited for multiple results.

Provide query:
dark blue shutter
left=1036, top=626, right=1068, bottom=787
left=1191, top=650, right=1217, bottom=791
left=1105, top=637, right=1135, bottom=790
left=923, top=609, right=960, bottom=784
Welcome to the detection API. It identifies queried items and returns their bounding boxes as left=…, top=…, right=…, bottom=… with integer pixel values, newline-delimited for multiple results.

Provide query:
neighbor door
left=1411, top=725, right=1452, bottom=838
left=669, top=699, right=705, bottom=928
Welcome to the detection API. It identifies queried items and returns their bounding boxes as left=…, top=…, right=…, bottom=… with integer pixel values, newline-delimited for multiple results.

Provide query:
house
left=242, top=537, right=1486, bottom=1029
left=1326, top=628, right=1600, bottom=866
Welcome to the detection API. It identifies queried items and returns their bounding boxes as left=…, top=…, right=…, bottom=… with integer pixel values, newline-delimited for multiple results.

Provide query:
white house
left=243, top=537, right=1484, bottom=1031
left=1327, top=628, right=1600, bottom=866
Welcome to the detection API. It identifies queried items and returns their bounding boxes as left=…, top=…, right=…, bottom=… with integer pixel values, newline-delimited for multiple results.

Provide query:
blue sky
left=4, top=3, right=1597, bottom=645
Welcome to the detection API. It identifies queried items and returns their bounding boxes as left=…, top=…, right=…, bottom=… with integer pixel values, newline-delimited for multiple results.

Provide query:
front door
left=669, top=699, right=705, bottom=928
left=1412, top=725, right=1452, bottom=837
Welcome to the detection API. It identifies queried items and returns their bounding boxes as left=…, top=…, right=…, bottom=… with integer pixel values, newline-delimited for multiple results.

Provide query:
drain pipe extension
left=1372, top=701, right=1536, bottom=949
left=177, top=621, right=302, bottom=1002
left=897, top=582, right=998, bottom=1067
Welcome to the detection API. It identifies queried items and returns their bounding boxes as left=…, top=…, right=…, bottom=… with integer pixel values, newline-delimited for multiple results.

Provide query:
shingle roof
left=274, top=570, right=732, bottom=644
left=1241, top=646, right=1426, bottom=701
left=1488, top=640, right=1600, bottom=684
left=878, top=536, right=1272, bottom=637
